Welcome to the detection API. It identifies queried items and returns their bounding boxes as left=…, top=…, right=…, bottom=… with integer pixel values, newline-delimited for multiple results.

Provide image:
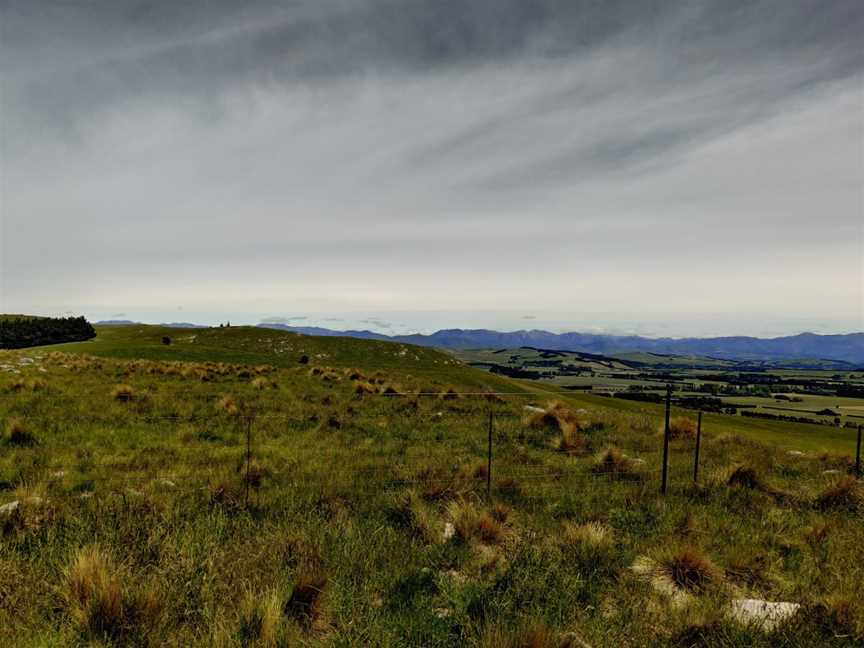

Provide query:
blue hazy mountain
left=257, top=324, right=864, bottom=364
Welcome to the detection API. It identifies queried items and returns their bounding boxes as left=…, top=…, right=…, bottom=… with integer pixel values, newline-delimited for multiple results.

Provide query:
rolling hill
left=259, top=324, right=864, bottom=366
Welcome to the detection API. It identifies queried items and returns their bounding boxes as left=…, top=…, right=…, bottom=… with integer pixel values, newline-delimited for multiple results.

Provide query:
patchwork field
left=0, top=327, right=862, bottom=646
left=456, top=347, right=864, bottom=429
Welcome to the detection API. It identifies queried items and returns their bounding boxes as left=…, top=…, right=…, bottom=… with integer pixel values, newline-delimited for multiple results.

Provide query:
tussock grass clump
left=558, top=428, right=591, bottom=456
left=239, top=588, right=282, bottom=647
left=725, top=549, right=771, bottom=588
left=654, top=545, right=721, bottom=594
left=387, top=491, right=438, bottom=543
left=726, top=465, right=763, bottom=490
left=804, top=594, right=864, bottom=640
left=111, top=384, right=136, bottom=402
left=5, top=378, right=26, bottom=392
left=4, top=417, right=37, bottom=446
left=525, top=401, right=583, bottom=435
left=65, top=546, right=127, bottom=639
left=592, top=447, right=640, bottom=480
left=208, top=475, right=244, bottom=509
left=29, top=378, right=48, bottom=391
left=284, top=570, right=328, bottom=629
left=816, top=475, right=862, bottom=511
left=250, top=377, right=277, bottom=390
left=560, top=521, right=613, bottom=549
left=439, top=387, right=460, bottom=400
left=216, top=395, right=240, bottom=417
left=353, top=381, right=377, bottom=397
left=660, top=416, right=697, bottom=440
left=447, top=501, right=504, bottom=545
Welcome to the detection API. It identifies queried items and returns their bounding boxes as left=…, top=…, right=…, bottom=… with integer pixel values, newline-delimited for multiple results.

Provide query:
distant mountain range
left=257, top=324, right=864, bottom=365
left=96, top=320, right=209, bottom=329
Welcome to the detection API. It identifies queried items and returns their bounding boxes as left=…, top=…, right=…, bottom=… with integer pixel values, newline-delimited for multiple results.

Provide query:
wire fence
left=3, top=389, right=861, bottom=512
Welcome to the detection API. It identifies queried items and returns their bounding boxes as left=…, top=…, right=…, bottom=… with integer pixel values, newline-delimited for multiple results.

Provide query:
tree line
left=0, top=316, right=96, bottom=349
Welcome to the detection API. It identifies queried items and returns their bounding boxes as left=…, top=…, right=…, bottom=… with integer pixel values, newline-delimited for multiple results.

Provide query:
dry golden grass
left=216, top=395, right=240, bottom=417
left=592, top=446, right=639, bottom=479
left=239, top=588, right=282, bottom=647
left=660, top=416, right=697, bottom=440
left=816, top=475, right=862, bottom=511
left=560, top=521, right=614, bottom=549
left=558, top=429, right=591, bottom=456
left=654, top=545, right=721, bottom=593
left=65, top=545, right=126, bottom=639
left=353, top=381, right=377, bottom=396
left=111, top=384, right=136, bottom=402
left=525, top=401, right=583, bottom=436
left=29, top=377, right=48, bottom=391
left=447, top=501, right=505, bottom=545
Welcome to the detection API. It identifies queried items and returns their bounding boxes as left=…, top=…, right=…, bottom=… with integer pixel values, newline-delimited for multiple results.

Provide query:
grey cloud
left=1, top=1, right=861, bottom=333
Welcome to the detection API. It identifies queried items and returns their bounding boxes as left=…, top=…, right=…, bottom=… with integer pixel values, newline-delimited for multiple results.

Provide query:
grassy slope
left=46, top=326, right=857, bottom=454
left=46, top=325, right=518, bottom=390
left=2, top=331, right=862, bottom=646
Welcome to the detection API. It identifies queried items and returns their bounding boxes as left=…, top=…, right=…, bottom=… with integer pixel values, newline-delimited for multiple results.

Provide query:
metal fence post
left=245, top=413, right=253, bottom=509
left=856, top=424, right=862, bottom=478
left=661, top=384, right=672, bottom=495
left=487, top=409, right=493, bottom=497
left=693, top=411, right=702, bottom=484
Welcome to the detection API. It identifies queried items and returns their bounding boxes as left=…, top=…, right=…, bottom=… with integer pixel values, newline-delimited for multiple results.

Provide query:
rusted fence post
left=661, top=384, right=672, bottom=495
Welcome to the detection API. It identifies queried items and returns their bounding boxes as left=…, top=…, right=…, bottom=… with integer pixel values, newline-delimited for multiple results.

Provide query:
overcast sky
left=1, top=0, right=862, bottom=336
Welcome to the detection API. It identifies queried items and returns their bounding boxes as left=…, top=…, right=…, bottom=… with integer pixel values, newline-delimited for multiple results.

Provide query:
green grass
left=1, top=333, right=862, bottom=646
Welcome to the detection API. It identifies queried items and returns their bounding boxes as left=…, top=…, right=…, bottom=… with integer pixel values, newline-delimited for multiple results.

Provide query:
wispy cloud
left=2, top=1, right=861, bottom=333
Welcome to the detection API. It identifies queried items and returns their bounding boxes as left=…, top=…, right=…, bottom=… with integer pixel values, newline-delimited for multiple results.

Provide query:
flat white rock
left=522, top=406, right=546, bottom=414
left=729, top=598, right=799, bottom=631
left=0, top=501, right=20, bottom=515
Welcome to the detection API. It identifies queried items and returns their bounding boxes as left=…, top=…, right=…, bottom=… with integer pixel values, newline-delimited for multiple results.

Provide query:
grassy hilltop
left=0, top=326, right=862, bottom=646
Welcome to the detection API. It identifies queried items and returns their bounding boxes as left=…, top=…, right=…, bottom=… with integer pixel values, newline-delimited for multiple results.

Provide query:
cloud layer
left=1, top=0, right=861, bottom=334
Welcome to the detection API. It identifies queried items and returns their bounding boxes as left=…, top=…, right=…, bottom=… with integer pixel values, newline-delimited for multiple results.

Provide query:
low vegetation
left=0, top=329, right=862, bottom=646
